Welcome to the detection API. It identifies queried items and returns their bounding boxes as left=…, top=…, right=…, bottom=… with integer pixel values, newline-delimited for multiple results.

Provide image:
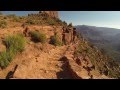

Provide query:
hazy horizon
left=1, top=11, right=120, bottom=29
left=75, top=24, right=120, bottom=30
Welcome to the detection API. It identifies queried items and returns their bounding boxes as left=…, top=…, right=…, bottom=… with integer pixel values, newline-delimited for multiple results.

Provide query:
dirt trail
left=11, top=45, right=74, bottom=79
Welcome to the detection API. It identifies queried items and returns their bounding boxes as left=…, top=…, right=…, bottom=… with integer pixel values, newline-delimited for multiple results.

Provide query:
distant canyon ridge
left=75, top=25, right=120, bottom=62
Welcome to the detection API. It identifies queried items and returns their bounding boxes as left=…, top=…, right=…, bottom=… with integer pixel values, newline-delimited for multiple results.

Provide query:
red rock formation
left=62, top=26, right=77, bottom=45
left=40, top=11, right=59, bottom=19
left=28, top=11, right=59, bottom=19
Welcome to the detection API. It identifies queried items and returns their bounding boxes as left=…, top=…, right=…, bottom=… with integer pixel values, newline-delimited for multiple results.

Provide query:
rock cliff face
left=62, top=27, right=78, bottom=45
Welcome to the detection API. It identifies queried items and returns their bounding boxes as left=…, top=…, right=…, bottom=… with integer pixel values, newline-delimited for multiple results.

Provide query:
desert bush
left=0, top=51, right=15, bottom=69
left=55, top=18, right=62, bottom=22
left=25, top=16, right=44, bottom=25
left=50, top=34, right=63, bottom=46
left=6, top=14, right=20, bottom=22
left=76, top=32, right=82, bottom=39
left=19, top=16, right=26, bottom=20
left=74, top=43, right=89, bottom=57
left=13, top=16, right=21, bottom=22
left=30, top=31, right=47, bottom=43
left=0, top=51, right=10, bottom=68
left=7, top=14, right=16, bottom=18
left=0, top=34, right=26, bottom=68
left=85, top=48, right=90, bottom=53
left=4, top=34, right=26, bottom=53
left=47, top=18, right=56, bottom=25
left=0, top=20, right=7, bottom=28
left=77, top=44, right=84, bottom=53
left=26, top=19, right=36, bottom=25
left=74, top=47, right=83, bottom=56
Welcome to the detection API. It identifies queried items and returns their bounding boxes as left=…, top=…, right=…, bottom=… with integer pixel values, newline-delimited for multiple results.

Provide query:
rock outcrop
left=62, top=26, right=78, bottom=45
left=40, top=11, right=59, bottom=19
left=28, top=11, right=59, bottom=19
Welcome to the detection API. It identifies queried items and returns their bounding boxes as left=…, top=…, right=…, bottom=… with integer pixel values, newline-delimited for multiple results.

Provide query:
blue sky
left=1, top=11, right=120, bottom=29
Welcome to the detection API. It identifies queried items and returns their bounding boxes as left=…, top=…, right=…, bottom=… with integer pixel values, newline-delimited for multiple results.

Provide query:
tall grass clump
left=0, top=34, right=26, bottom=69
left=0, top=20, right=7, bottom=28
left=30, top=31, right=47, bottom=43
left=50, top=33, right=63, bottom=46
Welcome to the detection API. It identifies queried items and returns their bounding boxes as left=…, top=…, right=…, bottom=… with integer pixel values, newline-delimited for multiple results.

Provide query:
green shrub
left=77, top=44, right=83, bottom=52
left=0, top=51, right=15, bottom=69
left=74, top=48, right=83, bottom=57
left=30, top=31, right=47, bottom=43
left=4, top=34, right=26, bottom=53
left=47, top=19, right=56, bottom=25
left=0, top=51, right=10, bottom=68
left=6, top=14, right=20, bottom=22
left=13, top=17, right=21, bottom=22
left=0, top=20, right=7, bottom=28
left=26, top=19, right=36, bottom=25
left=74, top=43, right=86, bottom=57
left=0, top=34, right=26, bottom=69
left=50, top=34, right=63, bottom=46
left=7, top=14, right=16, bottom=18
